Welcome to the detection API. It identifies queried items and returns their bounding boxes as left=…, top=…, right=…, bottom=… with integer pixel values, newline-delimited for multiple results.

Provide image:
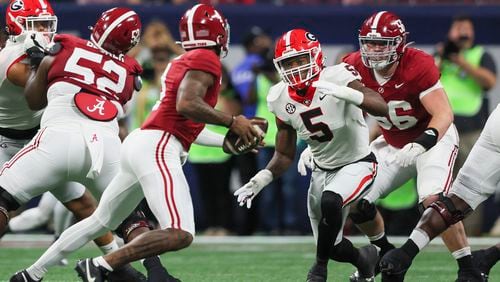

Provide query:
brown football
left=223, top=117, right=268, bottom=155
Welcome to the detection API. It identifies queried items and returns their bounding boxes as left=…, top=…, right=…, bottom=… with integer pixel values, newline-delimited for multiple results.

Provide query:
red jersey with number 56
left=142, top=49, right=222, bottom=150
left=47, top=34, right=142, bottom=106
left=343, top=48, right=441, bottom=148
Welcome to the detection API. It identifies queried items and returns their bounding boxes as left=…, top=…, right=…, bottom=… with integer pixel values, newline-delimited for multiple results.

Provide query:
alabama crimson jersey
left=142, top=49, right=222, bottom=150
left=47, top=34, right=142, bottom=106
left=343, top=48, right=441, bottom=148
left=268, top=63, right=370, bottom=170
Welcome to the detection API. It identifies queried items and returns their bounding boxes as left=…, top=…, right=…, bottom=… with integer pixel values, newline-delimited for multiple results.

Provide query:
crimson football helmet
left=90, top=7, right=142, bottom=55
left=179, top=4, right=230, bottom=57
left=6, top=0, right=57, bottom=39
left=273, top=29, right=324, bottom=90
left=358, top=11, right=408, bottom=70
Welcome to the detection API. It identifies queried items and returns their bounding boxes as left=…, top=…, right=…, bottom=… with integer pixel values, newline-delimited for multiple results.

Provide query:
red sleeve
left=184, top=49, right=221, bottom=78
left=415, top=52, right=440, bottom=91
left=342, top=52, right=355, bottom=65
left=125, top=56, right=143, bottom=75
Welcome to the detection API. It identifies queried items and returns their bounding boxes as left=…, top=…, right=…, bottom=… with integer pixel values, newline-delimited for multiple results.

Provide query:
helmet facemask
left=274, top=47, right=321, bottom=90
left=21, top=14, right=57, bottom=41
left=359, top=35, right=402, bottom=70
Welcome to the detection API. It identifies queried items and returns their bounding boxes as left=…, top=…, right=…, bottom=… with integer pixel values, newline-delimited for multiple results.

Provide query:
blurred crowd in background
left=1, top=1, right=499, bottom=239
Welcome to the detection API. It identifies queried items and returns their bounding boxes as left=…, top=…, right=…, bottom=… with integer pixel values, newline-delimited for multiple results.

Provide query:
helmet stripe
left=186, top=4, right=202, bottom=42
left=38, top=0, right=47, bottom=10
left=97, top=10, right=136, bottom=48
left=284, top=30, right=292, bottom=51
left=370, top=11, right=387, bottom=31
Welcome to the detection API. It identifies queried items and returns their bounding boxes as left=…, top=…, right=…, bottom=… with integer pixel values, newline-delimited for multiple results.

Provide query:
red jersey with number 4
left=142, top=49, right=222, bottom=150
left=343, top=48, right=441, bottom=148
left=47, top=34, right=142, bottom=106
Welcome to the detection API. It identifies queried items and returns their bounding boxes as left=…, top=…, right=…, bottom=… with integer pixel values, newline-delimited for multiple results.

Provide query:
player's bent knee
left=0, top=186, right=20, bottom=221
left=321, top=191, right=343, bottom=222
left=349, top=198, right=376, bottom=224
left=428, top=196, right=472, bottom=227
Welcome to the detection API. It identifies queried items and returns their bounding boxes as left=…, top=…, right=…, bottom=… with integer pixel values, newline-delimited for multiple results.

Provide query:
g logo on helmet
left=305, top=32, right=317, bottom=42
left=10, top=0, right=24, bottom=11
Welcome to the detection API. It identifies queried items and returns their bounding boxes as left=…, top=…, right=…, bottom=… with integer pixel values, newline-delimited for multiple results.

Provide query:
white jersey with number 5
left=267, top=63, right=370, bottom=170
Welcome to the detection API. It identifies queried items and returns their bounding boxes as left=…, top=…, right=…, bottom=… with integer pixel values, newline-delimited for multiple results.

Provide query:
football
left=223, top=117, right=268, bottom=155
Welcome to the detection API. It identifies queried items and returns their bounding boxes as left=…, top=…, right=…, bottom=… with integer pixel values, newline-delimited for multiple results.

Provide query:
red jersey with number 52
left=142, top=49, right=222, bottom=150
left=47, top=34, right=142, bottom=106
left=343, top=48, right=441, bottom=148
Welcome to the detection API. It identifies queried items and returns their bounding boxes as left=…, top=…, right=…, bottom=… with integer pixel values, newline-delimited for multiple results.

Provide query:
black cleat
left=108, top=263, right=147, bottom=282
left=75, top=258, right=109, bottom=282
left=379, top=248, right=412, bottom=282
left=147, top=266, right=181, bottom=282
left=9, top=270, right=41, bottom=282
left=455, top=267, right=485, bottom=282
left=349, top=245, right=378, bottom=282
left=306, top=262, right=327, bottom=282
left=472, top=248, right=499, bottom=282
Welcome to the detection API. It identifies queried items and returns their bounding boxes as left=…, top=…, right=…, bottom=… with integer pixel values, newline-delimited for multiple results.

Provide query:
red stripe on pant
left=443, top=145, right=459, bottom=195
left=0, top=128, right=46, bottom=176
left=342, top=162, right=377, bottom=206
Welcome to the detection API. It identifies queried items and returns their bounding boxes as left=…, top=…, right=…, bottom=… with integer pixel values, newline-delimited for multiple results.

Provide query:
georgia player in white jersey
left=233, top=29, right=388, bottom=282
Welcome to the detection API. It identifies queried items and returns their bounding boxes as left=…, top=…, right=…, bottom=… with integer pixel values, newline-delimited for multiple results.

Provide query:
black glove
left=26, top=46, right=46, bottom=69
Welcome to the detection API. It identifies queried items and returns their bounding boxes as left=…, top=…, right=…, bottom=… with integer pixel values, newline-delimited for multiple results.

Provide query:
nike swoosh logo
left=86, top=260, right=96, bottom=282
left=319, top=95, right=326, bottom=101
left=395, top=83, right=405, bottom=89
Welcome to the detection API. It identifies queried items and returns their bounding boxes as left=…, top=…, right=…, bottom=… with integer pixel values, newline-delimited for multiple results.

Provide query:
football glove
left=312, top=80, right=364, bottom=106
left=297, top=146, right=315, bottom=176
left=393, top=142, right=426, bottom=167
left=233, top=169, right=273, bottom=209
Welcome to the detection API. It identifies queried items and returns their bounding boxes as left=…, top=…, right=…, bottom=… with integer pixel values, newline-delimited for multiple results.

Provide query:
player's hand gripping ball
left=223, top=117, right=268, bottom=155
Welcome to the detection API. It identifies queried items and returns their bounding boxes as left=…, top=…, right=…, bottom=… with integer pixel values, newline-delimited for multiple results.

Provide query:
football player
left=380, top=103, right=500, bottom=281
left=299, top=11, right=476, bottom=281
left=2, top=6, right=149, bottom=282
left=11, top=4, right=263, bottom=282
left=233, top=28, right=388, bottom=282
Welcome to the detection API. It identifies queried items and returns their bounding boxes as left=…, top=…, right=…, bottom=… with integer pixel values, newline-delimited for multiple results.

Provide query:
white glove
left=297, top=146, right=315, bottom=176
left=233, top=169, right=273, bottom=209
left=23, top=31, right=51, bottom=52
left=312, top=80, right=364, bottom=105
left=393, top=142, right=426, bottom=167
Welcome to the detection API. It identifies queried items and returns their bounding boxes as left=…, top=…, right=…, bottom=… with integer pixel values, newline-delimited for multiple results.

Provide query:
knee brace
left=321, top=191, right=343, bottom=225
left=349, top=199, right=377, bottom=224
left=0, top=187, right=20, bottom=221
left=429, top=196, right=472, bottom=227
left=115, top=204, right=154, bottom=242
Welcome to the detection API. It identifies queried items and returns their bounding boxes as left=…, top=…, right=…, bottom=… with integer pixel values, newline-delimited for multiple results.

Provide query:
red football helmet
left=273, top=29, right=324, bottom=90
left=90, top=7, right=142, bottom=55
left=6, top=0, right=57, bottom=39
left=358, top=11, right=408, bottom=70
left=179, top=4, right=230, bottom=57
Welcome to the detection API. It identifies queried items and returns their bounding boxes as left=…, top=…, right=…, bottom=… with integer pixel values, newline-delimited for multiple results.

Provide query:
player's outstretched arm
left=234, top=119, right=297, bottom=209
left=347, top=80, right=388, bottom=117
left=24, top=56, right=53, bottom=110
left=177, top=70, right=263, bottom=145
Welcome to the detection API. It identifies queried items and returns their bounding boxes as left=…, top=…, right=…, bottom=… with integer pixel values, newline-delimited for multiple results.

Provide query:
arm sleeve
left=185, top=49, right=221, bottom=78
left=416, top=54, right=441, bottom=91
left=194, top=127, right=225, bottom=147
left=480, top=51, right=497, bottom=75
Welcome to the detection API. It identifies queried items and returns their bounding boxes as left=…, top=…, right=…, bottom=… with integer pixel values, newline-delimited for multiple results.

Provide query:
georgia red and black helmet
left=178, top=4, right=230, bottom=57
left=90, top=7, right=142, bottom=55
left=358, top=11, right=408, bottom=70
left=6, top=0, right=57, bottom=38
left=273, top=29, right=324, bottom=90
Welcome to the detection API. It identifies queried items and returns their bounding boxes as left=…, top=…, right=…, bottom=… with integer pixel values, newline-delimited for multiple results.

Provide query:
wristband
left=414, top=127, right=439, bottom=150
left=227, top=115, right=235, bottom=128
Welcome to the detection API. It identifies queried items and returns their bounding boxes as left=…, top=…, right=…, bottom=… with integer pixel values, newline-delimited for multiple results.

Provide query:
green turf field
left=0, top=242, right=498, bottom=281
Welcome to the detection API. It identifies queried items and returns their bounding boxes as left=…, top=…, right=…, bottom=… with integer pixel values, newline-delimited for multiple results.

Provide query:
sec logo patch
left=286, top=103, right=296, bottom=114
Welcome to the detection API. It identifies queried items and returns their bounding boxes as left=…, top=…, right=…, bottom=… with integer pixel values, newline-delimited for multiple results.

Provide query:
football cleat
left=9, top=270, right=41, bottom=282
left=349, top=245, right=379, bottom=282
left=75, top=258, right=109, bottom=282
left=306, top=262, right=327, bottom=282
left=455, top=267, right=485, bottom=282
left=472, top=248, right=499, bottom=282
left=379, top=248, right=412, bottom=282
left=108, top=263, right=146, bottom=282
left=147, top=266, right=181, bottom=282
